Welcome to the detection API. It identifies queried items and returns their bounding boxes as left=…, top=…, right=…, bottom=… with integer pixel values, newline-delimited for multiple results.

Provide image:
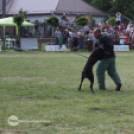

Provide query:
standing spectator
left=131, top=30, right=134, bottom=49
left=68, top=28, right=74, bottom=51
left=78, top=29, right=85, bottom=51
left=55, top=28, right=63, bottom=47
left=105, top=22, right=110, bottom=30
left=83, top=26, right=89, bottom=35
left=120, top=23, right=125, bottom=32
left=126, top=24, right=131, bottom=33
left=72, top=31, right=78, bottom=51
left=67, top=14, right=71, bottom=24
left=116, top=12, right=121, bottom=25
left=63, top=29, right=69, bottom=48
left=60, top=18, right=66, bottom=26
left=55, top=28, right=62, bottom=38
left=105, top=14, right=111, bottom=23
left=87, top=32, right=95, bottom=51
left=61, top=13, right=67, bottom=20
left=86, top=13, right=91, bottom=25
left=99, top=20, right=105, bottom=32
left=76, top=14, right=81, bottom=20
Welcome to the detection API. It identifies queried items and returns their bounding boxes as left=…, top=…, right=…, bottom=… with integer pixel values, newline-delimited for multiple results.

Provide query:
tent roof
left=0, top=17, right=34, bottom=26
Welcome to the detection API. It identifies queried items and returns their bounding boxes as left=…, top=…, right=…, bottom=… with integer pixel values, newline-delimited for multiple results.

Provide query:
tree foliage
left=89, top=15, right=95, bottom=24
left=13, top=14, right=24, bottom=27
left=84, top=0, right=134, bottom=21
left=76, top=16, right=89, bottom=26
left=84, top=0, right=112, bottom=12
left=45, top=16, right=60, bottom=28
left=107, top=17, right=116, bottom=26
left=19, top=8, right=27, bottom=19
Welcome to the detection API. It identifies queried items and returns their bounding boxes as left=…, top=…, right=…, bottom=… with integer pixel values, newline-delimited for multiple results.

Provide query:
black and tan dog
left=78, top=48, right=103, bottom=93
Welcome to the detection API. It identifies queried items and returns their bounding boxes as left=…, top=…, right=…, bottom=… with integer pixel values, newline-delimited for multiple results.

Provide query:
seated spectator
left=102, top=28, right=108, bottom=36
left=107, top=26, right=114, bottom=37
left=124, top=32, right=132, bottom=47
left=120, top=23, right=125, bottom=32
left=119, top=32, right=125, bottom=45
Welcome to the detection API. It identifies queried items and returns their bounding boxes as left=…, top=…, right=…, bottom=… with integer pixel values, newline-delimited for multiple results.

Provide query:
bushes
left=107, top=17, right=116, bottom=26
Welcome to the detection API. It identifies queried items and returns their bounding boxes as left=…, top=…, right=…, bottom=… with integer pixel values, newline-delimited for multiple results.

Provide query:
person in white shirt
left=116, top=12, right=121, bottom=25
left=68, top=29, right=74, bottom=51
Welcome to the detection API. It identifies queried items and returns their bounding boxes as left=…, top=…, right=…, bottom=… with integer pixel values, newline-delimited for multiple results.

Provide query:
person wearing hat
left=94, top=28, right=122, bottom=91
left=63, top=29, right=70, bottom=49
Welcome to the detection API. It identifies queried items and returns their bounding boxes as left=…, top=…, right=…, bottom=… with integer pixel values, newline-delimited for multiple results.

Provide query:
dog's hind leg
left=90, top=82, right=95, bottom=93
left=87, top=71, right=95, bottom=93
left=78, top=75, right=84, bottom=91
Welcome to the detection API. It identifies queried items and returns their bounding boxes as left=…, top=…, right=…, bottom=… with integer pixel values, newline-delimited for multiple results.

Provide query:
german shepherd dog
left=78, top=48, right=103, bottom=93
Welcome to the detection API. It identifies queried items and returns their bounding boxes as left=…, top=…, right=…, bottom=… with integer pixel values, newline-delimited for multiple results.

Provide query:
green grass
left=0, top=50, right=134, bottom=134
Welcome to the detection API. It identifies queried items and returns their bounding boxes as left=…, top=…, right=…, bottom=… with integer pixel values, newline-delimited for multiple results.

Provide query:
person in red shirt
left=76, top=14, right=81, bottom=20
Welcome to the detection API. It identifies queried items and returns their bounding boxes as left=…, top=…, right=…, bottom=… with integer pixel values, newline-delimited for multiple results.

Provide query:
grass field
left=0, top=50, right=134, bottom=134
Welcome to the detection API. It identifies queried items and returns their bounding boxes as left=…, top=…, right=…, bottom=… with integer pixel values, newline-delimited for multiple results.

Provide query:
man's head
left=56, top=28, right=59, bottom=31
left=94, top=28, right=101, bottom=39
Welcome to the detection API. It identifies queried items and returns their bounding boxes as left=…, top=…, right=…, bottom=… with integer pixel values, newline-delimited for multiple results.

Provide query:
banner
left=45, top=45, right=67, bottom=51
left=114, top=45, right=130, bottom=51
left=20, top=38, right=38, bottom=50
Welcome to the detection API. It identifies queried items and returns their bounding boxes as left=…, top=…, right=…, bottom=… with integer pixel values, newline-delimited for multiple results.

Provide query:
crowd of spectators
left=54, top=12, right=134, bottom=51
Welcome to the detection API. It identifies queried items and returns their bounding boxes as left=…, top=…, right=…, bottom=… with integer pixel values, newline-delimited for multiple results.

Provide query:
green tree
left=45, top=16, right=60, bottom=45
left=84, top=0, right=112, bottom=12
left=84, top=0, right=134, bottom=21
left=89, top=15, right=95, bottom=25
left=109, top=0, right=134, bottom=20
left=45, top=16, right=60, bottom=28
left=13, top=14, right=24, bottom=38
left=76, top=16, right=89, bottom=26
left=107, top=17, right=116, bottom=26
left=19, top=8, right=27, bottom=19
left=13, top=14, right=24, bottom=27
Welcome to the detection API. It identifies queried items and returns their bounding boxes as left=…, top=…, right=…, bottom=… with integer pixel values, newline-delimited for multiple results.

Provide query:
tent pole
left=16, top=26, right=18, bottom=35
left=33, top=26, right=35, bottom=36
left=2, top=26, right=5, bottom=50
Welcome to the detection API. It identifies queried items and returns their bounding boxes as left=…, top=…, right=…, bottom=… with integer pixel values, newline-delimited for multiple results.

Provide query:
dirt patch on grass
left=16, top=96, right=34, bottom=100
left=39, top=81, right=60, bottom=85
left=1, top=76, right=35, bottom=80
